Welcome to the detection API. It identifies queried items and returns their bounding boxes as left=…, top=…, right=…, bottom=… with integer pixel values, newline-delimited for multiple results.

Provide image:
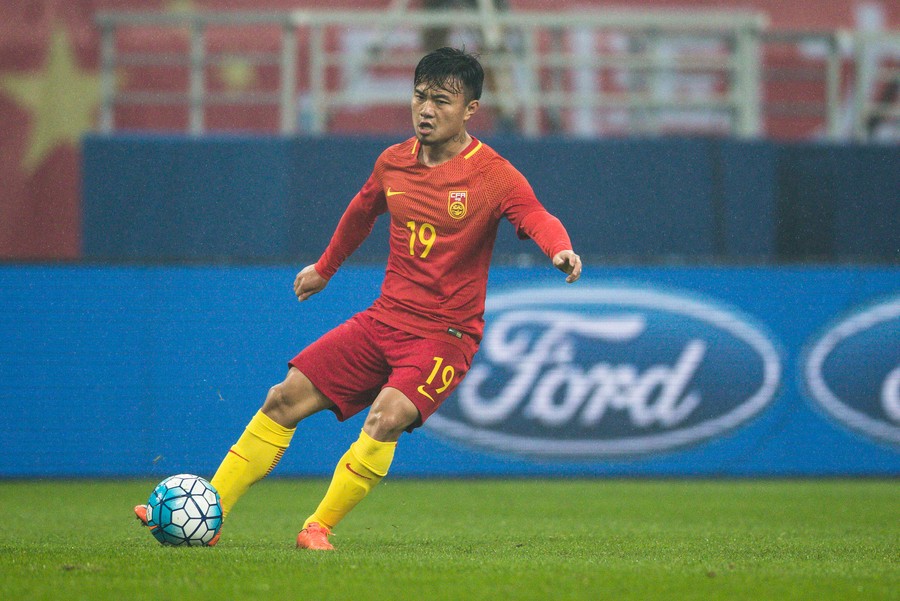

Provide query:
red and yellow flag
left=0, top=15, right=99, bottom=259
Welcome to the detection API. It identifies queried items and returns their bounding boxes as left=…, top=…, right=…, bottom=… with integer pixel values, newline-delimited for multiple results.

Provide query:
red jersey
left=314, top=136, right=572, bottom=354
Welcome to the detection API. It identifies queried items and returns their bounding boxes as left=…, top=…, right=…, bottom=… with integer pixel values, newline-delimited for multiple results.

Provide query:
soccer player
left=135, top=47, right=581, bottom=550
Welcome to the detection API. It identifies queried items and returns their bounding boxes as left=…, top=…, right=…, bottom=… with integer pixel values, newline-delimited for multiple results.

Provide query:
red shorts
left=289, top=311, right=473, bottom=430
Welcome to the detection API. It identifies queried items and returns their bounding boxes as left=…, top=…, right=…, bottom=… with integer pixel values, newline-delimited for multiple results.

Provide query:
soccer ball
left=146, top=474, right=223, bottom=546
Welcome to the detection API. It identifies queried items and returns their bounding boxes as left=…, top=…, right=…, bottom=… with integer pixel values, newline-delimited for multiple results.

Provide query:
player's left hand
left=552, top=250, right=582, bottom=284
left=294, top=264, right=328, bottom=302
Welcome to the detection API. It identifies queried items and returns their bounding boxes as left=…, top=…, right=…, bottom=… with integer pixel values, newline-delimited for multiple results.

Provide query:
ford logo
left=427, top=286, right=782, bottom=457
left=804, top=297, right=900, bottom=446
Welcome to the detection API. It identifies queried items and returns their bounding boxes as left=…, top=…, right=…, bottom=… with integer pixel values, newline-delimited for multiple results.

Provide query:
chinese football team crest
left=448, top=190, right=468, bottom=219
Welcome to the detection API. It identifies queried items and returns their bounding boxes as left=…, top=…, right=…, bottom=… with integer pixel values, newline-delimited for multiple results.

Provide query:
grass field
left=0, top=479, right=896, bottom=601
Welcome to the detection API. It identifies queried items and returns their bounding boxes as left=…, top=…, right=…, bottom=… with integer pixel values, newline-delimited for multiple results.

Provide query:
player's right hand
left=294, top=264, right=328, bottom=302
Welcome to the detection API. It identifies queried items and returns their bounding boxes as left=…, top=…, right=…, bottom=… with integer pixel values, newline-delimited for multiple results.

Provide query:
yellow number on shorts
left=406, top=221, right=436, bottom=259
left=425, top=356, right=455, bottom=393
left=417, top=356, right=456, bottom=402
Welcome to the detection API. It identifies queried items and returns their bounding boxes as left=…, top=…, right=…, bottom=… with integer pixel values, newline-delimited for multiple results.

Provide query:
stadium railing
left=94, top=8, right=899, bottom=140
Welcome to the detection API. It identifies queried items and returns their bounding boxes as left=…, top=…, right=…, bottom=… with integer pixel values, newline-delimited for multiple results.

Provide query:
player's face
left=412, top=80, right=479, bottom=146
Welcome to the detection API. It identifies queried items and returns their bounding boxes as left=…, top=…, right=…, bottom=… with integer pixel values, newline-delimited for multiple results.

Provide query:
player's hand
left=552, top=250, right=582, bottom=284
left=293, top=264, right=328, bottom=302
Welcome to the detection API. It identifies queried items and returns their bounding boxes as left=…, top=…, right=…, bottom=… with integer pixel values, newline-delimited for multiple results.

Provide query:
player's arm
left=501, top=176, right=582, bottom=284
left=518, top=210, right=582, bottom=284
left=294, top=173, right=386, bottom=302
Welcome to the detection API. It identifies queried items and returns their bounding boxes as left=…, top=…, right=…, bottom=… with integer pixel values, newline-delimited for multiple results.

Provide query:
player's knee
left=262, top=369, right=332, bottom=426
left=366, top=396, right=420, bottom=439
left=261, top=381, right=304, bottom=427
left=262, top=372, right=305, bottom=416
left=369, top=412, right=408, bottom=436
left=263, top=382, right=290, bottom=412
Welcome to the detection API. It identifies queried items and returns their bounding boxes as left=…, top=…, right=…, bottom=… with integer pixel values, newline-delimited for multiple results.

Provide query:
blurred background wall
left=1, top=0, right=898, bottom=261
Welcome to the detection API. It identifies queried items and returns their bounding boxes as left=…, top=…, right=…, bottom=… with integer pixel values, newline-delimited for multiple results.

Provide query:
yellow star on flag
left=166, top=0, right=197, bottom=14
left=218, top=57, right=259, bottom=91
left=0, top=24, right=101, bottom=174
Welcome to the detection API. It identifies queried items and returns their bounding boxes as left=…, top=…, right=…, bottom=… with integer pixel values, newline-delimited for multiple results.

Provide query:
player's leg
left=211, top=367, right=333, bottom=519
left=133, top=369, right=331, bottom=543
left=297, top=388, right=417, bottom=550
left=298, top=329, right=472, bottom=550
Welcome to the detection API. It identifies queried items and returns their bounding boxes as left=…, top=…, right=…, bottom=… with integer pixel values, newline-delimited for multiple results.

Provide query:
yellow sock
left=211, top=410, right=295, bottom=519
left=303, top=430, right=396, bottom=531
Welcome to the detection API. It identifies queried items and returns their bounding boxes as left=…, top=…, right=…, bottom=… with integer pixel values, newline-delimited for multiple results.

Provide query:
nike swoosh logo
left=386, top=187, right=406, bottom=197
left=345, top=463, right=372, bottom=480
left=417, top=385, right=436, bottom=403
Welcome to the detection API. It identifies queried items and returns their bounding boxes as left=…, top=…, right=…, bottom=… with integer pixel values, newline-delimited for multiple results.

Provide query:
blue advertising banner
left=0, top=265, right=898, bottom=477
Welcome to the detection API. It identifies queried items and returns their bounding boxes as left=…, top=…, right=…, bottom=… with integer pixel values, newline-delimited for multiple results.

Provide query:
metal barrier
left=760, top=29, right=900, bottom=141
left=95, top=8, right=899, bottom=140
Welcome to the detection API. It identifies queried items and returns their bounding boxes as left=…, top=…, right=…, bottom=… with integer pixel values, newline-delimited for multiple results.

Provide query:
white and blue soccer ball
left=146, top=474, right=223, bottom=546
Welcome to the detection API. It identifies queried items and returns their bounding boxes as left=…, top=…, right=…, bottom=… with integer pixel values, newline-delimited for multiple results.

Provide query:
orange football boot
left=134, top=504, right=221, bottom=546
left=296, top=523, right=334, bottom=551
left=134, top=504, right=149, bottom=524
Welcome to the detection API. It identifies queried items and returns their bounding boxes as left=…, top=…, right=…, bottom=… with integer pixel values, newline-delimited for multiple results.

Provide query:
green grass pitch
left=0, top=479, right=896, bottom=600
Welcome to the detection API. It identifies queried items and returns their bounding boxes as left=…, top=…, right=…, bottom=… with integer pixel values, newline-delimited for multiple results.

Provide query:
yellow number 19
left=406, top=221, right=436, bottom=259
left=417, top=355, right=456, bottom=403
left=425, top=356, right=455, bottom=394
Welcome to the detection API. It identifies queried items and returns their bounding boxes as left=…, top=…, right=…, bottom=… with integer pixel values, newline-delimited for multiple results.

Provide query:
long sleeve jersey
left=315, top=136, right=572, bottom=354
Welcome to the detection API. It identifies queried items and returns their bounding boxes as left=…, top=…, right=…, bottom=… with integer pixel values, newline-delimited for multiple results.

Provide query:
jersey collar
left=410, top=136, right=482, bottom=164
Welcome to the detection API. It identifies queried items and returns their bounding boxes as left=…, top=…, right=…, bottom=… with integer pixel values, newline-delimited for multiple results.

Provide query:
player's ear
left=464, top=99, right=480, bottom=121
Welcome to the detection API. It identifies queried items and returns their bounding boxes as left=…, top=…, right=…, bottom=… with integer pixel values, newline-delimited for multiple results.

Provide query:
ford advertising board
left=1, top=265, right=898, bottom=477
left=427, top=286, right=782, bottom=458
left=804, top=296, right=900, bottom=447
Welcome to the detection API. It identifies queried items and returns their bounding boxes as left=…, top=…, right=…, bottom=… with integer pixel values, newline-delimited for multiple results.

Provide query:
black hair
left=414, top=47, right=484, bottom=101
